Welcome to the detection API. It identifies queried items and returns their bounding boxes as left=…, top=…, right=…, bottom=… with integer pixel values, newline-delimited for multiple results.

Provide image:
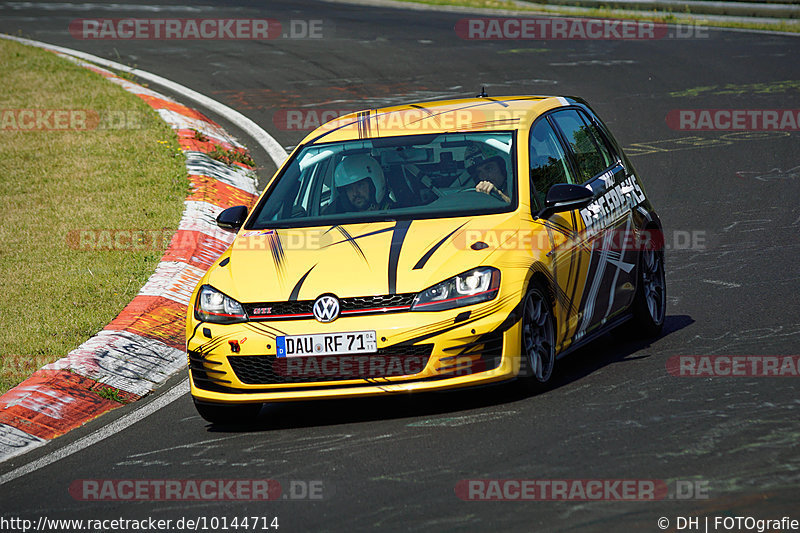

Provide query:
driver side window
left=529, top=118, right=574, bottom=208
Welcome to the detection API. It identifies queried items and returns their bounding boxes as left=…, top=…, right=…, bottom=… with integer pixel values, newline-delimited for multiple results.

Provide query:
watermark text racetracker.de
left=231, top=228, right=703, bottom=252
left=68, top=478, right=324, bottom=501
left=1, top=109, right=147, bottom=131
left=452, top=228, right=706, bottom=252
left=667, top=355, right=800, bottom=377
left=666, top=109, right=800, bottom=131
left=69, top=18, right=326, bottom=39
left=455, top=478, right=710, bottom=501
left=273, top=109, right=355, bottom=131
left=0, top=515, right=281, bottom=532
left=455, top=17, right=708, bottom=40
left=273, top=354, right=426, bottom=379
left=68, top=229, right=175, bottom=251
left=67, top=227, right=707, bottom=253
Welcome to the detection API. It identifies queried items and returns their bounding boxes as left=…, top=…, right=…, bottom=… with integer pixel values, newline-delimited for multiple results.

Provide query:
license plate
left=276, top=331, right=377, bottom=358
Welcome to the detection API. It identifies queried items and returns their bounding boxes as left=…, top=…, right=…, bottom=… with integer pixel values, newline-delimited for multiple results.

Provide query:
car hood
left=207, top=215, right=521, bottom=303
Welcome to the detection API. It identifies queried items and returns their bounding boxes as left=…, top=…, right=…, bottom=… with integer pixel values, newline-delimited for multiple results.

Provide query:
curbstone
left=0, top=45, right=260, bottom=463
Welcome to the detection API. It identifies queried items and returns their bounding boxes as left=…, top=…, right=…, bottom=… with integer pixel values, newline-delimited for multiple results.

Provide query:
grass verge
left=0, top=38, right=187, bottom=394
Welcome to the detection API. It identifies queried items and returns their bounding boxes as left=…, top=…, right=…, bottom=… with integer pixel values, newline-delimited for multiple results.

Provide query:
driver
left=465, top=143, right=511, bottom=203
left=327, top=154, right=394, bottom=213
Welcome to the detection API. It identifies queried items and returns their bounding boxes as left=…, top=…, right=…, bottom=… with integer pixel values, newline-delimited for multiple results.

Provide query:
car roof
left=301, top=95, right=580, bottom=145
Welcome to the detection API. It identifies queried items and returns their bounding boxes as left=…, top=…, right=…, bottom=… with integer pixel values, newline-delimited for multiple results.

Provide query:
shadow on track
left=203, top=314, right=694, bottom=433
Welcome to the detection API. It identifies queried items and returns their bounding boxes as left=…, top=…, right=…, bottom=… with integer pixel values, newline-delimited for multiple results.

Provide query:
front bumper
left=188, top=303, right=522, bottom=404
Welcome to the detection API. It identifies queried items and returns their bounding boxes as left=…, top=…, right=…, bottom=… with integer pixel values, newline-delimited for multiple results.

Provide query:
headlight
left=195, top=285, right=247, bottom=324
left=412, top=267, right=500, bottom=311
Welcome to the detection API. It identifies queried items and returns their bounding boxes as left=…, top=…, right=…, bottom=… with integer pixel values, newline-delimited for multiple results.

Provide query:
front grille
left=245, top=301, right=310, bottom=317
left=340, top=294, right=416, bottom=311
left=228, top=344, right=434, bottom=385
left=243, top=293, right=417, bottom=320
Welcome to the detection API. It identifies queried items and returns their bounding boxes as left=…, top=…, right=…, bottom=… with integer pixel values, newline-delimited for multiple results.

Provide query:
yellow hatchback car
left=187, top=95, right=665, bottom=424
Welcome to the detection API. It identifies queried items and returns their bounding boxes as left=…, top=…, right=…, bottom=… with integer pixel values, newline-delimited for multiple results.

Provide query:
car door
left=549, top=107, right=640, bottom=341
left=528, top=116, right=591, bottom=352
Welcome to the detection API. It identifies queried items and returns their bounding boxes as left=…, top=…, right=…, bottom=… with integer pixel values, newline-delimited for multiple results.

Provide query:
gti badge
left=313, top=295, right=340, bottom=323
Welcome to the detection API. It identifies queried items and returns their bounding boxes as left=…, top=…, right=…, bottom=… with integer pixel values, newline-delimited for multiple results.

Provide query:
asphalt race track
left=1, top=1, right=799, bottom=531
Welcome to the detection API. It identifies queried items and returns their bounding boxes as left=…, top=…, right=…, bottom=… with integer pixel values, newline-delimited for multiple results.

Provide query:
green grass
left=0, top=39, right=188, bottom=394
left=668, top=80, right=800, bottom=98
left=95, top=386, right=127, bottom=403
left=392, top=0, right=800, bottom=33
left=209, top=145, right=256, bottom=167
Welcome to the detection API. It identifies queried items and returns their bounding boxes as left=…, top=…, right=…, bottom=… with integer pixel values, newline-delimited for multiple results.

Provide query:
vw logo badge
left=313, top=295, right=340, bottom=323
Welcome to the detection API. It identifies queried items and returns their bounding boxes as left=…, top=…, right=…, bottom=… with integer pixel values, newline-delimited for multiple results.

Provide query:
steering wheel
left=460, top=186, right=505, bottom=201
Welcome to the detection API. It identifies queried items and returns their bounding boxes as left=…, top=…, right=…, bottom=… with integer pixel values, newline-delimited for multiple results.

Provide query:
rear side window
left=550, top=109, right=613, bottom=182
left=529, top=118, right=574, bottom=207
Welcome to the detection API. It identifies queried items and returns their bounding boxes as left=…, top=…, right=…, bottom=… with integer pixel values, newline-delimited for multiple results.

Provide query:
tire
left=628, top=229, right=666, bottom=337
left=519, top=283, right=556, bottom=389
left=193, top=398, right=262, bottom=425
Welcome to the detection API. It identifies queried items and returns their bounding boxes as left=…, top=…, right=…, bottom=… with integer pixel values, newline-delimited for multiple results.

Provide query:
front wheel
left=628, top=230, right=666, bottom=337
left=193, top=398, right=262, bottom=425
left=519, top=284, right=556, bottom=389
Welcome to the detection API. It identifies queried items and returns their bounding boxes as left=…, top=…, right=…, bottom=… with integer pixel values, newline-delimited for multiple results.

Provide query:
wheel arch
left=523, top=264, right=558, bottom=330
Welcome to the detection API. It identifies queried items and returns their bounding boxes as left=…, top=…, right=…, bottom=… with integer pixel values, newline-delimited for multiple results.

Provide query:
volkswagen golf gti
left=187, top=95, right=666, bottom=423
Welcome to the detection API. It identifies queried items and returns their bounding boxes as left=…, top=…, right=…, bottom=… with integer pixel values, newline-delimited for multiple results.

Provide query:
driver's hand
left=475, top=180, right=495, bottom=195
left=476, top=181, right=510, bottom=202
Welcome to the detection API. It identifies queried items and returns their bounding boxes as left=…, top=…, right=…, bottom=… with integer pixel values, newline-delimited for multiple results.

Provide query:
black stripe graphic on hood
left=388, top=220, right=412, bottom=295
left=268, top=231, right=286, bottom=280
left=330, top=225, right=367, bottom=263
left=413, top=222, right=468, bottom=270
left=289, top=265, right=316, bottom=301
left=322, top=225, right=394, bottom=247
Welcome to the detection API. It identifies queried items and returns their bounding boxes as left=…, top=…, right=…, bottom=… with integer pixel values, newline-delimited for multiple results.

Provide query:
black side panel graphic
left=528, top=262, right=575, bottom=318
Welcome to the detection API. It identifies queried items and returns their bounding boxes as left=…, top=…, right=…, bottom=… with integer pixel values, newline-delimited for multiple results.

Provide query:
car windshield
left=246, top=132, right=516, bottom=229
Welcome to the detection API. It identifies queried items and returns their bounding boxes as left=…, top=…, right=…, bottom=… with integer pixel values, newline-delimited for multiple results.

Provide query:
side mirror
left=534, top=183, right=594, bottom=220
left=216, top=205, right=249, bottom=231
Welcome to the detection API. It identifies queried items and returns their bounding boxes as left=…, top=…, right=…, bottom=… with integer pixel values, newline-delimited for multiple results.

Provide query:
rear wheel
left=629, top=230, right=666, bottom=337
left=193, top=398, right=262, bottom=425
left=520, top=284, right=556, bottom=389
